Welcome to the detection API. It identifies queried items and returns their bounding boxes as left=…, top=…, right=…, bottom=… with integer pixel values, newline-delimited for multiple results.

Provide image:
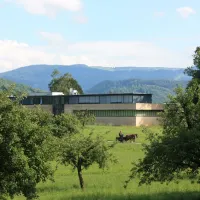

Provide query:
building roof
left=27, top=92, right=152, bottom=97
left=69, top=93, right=152, bottom=97
left=28, top=92, right=64, bottom=96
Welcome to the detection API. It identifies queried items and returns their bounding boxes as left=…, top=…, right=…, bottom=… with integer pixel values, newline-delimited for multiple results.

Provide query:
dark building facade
left=21, top=92, right=163, bottom=126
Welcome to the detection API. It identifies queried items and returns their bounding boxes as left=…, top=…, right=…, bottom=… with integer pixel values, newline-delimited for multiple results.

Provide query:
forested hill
left=0, top=64, right=190, bottom=91
left=87, top=79, right=188, bottom=103
left=0, top=78, right=43, bottom=94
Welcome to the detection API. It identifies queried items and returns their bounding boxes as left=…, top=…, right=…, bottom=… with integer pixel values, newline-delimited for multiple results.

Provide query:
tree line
left=0, top=89, right=114, bottom=199
left=0, top=78, right=43, bottom=95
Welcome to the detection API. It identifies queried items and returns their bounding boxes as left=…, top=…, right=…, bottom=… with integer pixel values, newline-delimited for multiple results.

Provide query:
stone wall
left=136, top=117, right=161, bottom=126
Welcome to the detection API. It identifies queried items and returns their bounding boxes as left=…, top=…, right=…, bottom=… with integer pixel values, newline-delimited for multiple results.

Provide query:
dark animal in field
left=124, top=134, right=138, bottom=142
left=116, top=136, right=122, bottom=142
left=116, top=134, right=138, bottom=143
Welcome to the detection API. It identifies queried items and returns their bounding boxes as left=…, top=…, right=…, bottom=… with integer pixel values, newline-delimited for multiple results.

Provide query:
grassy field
left=15, top=125, right=200, bottom=200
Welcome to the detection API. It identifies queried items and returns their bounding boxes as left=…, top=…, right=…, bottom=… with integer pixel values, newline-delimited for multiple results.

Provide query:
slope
left=0, top=78, right=43, bottom=94
left=87, top=79, right=188, bottom=103
left=0, top=64, right=190, bottom=91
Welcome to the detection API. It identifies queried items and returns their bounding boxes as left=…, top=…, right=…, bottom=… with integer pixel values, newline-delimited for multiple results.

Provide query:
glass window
left=42, top=96, right=52, bottom=104
left=118, top=95, right=122, bottom=103
left=64, top=96, right=69, bottom=104
left=100, top=96, right=113, bottom=104
left=79, top=96, right=86, bottom=103
left=21, top=97, right=33, bottom=105
left=106, top=96, right=110, bottom=104
left=89, top=96, right=95, bottom=103
left=111, top=96, right=117, bottom=103
left=78, top=96, right=100, bottom=104
left=123, top=95, right=133, bottom=103
left=33, top=97, right=40, bottom=105
left=61, top=97, right=64, bottom=104
left=69, top=96, right=79, bottom=104
left=100, top=96, right=106, bottom=104
left=110, top=95, right=123, bottom=103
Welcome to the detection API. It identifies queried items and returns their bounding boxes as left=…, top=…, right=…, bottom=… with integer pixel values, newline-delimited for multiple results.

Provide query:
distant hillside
left=0, top=64, right=190, bottom=91
left=0, top=78, right=43, bottom=94
left=87, top=79, right=188, bottom=103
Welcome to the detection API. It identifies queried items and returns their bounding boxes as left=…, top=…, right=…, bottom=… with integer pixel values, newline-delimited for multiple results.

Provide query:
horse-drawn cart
left=116, top=134, right=138, bottom=143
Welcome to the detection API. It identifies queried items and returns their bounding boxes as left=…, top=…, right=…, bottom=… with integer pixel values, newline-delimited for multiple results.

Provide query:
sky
left=0, top=0, right=199, bottom=72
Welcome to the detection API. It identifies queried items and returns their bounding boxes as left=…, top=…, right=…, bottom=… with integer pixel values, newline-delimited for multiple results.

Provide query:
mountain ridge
left=0, top=64, right=190, bottom=91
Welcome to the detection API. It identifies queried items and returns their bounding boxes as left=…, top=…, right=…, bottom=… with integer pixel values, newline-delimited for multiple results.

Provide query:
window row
left=74, top=110, right=162, bottom=117
left=22, top=94, right=152, bottom=105
left=22, top=96, right=67, bottom=105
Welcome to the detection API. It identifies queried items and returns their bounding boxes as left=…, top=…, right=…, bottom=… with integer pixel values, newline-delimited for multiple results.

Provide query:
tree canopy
left=53, top=113, right=81, bottom=138
left=0, top=91, right=55, bottom=199
left=184, top=46, right=200, bottom=87
left=59, top=132, right=116, bottom=189
left=73, top=110, right=95, bottom=128
left=48, top=69, right=83, bottom=95
left=125, top=81, right=200, bottom=188
left=0, top=78, right=43, bottom=95
left=124, top=47, right=200, bottom=188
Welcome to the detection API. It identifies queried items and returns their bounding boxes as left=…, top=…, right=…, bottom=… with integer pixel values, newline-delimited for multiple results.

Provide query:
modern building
left=21, top=92, right=163, bottom=126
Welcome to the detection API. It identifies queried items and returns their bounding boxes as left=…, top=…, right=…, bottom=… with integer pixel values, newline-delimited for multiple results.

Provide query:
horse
left=123, top=134, right=138, bottom=142
left=116, top=134, right=138, bottom=143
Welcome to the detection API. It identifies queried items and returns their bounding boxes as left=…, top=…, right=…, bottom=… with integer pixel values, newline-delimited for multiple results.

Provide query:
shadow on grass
left=66, top=191, right=200, bottom=200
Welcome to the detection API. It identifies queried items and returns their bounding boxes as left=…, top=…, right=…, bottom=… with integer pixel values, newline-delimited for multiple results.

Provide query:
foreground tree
left=53, top=113, right=81, bottom=138
left=125, top=83, right=200, bottom=188
left=59, top=133, right=116, bottom=189
left=0, top=91, right=55, bottom=199
left=184, top=46, right=200, bottom=87
left=73, top=110, right=95, bottom=128
left=48, top=69, right=83, bottom=94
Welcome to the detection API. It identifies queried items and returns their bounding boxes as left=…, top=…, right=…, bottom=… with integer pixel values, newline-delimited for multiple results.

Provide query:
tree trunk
left=77, top=163, right=84, bottom=190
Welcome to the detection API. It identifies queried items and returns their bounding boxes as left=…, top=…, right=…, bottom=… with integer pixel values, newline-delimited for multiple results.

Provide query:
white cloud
left=39, top=32, right=65, bottom=45
left=176, top=7, right=196, bottom=18
left=0, top=36, right=194, bottom=73
left=154, top=12, right=165, bottom=17
left=6, top=0, right=82, bottom=16
left=73, top=14, right=88, bottom=24
left=0, top=40, right=56, bottom=72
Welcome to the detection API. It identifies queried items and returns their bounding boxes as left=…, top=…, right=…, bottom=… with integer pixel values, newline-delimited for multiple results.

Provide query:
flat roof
left=27, top=93, right=152, bottom=97
left=28, top=92, right=64, bottom=96
left=69, top=93, right=152, bottom=97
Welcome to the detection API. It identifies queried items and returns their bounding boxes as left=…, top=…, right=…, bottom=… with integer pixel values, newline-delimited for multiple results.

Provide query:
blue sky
left=0, top=0, right=199, bottom=72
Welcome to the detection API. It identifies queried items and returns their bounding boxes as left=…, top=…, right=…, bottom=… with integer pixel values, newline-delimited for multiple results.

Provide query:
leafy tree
left=74, top=110, right=95, bottom=128
left=184, top=46, right=200, bottom=87
left=53, top=113, right=81, bottom=138
left=125, top=48, right=200, bottom=188
left=59, top=133, right=116, bottom=189
left=124, top=83, right=200, bottom=188
left=48, top=69, right=83, bottom=95
left=0, top=91, right=55, bottom=199
left=125, top=85, right=200, bottom=187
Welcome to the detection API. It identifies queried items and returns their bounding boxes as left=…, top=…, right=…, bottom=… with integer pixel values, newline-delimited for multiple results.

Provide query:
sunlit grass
left=14, top=125, right=200, bottom=200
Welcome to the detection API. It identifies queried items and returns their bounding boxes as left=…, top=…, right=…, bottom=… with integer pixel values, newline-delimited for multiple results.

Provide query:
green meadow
left=15, top=125, right=200, bottom=200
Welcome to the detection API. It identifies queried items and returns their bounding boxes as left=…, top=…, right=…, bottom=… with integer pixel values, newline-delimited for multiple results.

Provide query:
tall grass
left=14, top=125, right=200, bottom=200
